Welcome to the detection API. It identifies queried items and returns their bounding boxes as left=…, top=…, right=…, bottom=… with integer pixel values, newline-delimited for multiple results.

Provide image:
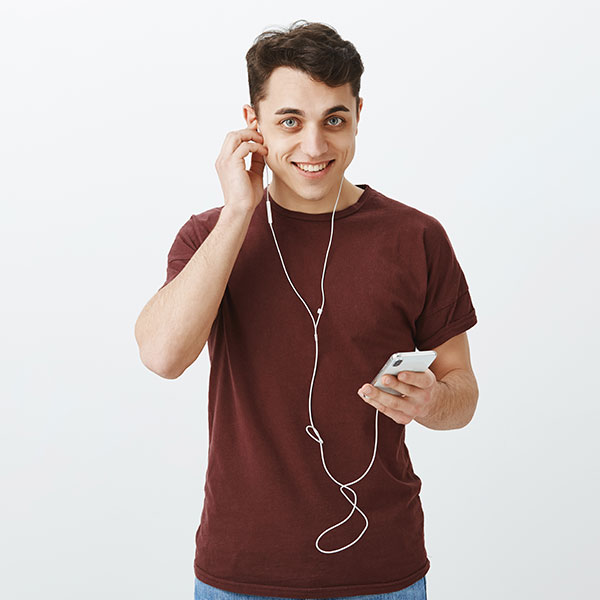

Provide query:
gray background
left=2, top=1, right=598, bottom=598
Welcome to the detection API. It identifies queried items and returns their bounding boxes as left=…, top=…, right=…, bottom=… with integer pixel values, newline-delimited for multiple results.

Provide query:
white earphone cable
left=263, top=161, right=380, bottom=554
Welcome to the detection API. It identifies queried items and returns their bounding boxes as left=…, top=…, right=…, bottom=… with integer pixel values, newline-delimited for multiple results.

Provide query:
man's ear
left=243, top=104, right=259, bottom=129
left=356, top=96, right=364, bottom=133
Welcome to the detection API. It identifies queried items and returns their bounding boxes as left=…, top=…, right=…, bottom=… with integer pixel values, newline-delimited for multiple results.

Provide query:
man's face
left=244, top=66, right=363, bottom=207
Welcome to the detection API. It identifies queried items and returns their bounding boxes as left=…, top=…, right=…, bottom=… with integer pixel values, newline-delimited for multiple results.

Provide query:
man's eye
left=280, top=116, right=346, bottom=129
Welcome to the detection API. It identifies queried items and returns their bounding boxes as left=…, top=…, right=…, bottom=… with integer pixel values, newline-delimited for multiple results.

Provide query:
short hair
left=245, top=20, right=364, bottom=121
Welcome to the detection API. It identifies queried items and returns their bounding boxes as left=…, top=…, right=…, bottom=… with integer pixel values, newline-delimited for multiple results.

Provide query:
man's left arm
left=357, top=332, right=478, bottom=431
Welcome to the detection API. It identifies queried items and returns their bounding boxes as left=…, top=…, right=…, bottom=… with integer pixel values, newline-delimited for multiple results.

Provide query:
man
left=135, top=20, right=478, bottom=600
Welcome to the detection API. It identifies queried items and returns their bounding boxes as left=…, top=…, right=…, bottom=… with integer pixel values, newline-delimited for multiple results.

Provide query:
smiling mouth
left=291, top=160, right=335, bottom=173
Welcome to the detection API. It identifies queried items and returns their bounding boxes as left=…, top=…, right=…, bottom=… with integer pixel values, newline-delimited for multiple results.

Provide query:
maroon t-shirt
left=159, top=184, right=477, bottom=598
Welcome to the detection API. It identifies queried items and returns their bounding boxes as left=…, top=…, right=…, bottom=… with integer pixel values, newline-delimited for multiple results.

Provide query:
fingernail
left=383, top=376, right=391, bottom=384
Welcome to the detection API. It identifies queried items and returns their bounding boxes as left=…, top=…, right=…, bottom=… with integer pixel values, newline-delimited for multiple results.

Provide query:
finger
left=379, top=375, right=411, bottom=397
left=360, top=393, right=414, bottom=425
left=248, top=144, right=267, bottom=176
left=220, top=129, right=264, bottom=158
left=397, top=369, right=435, bottom=389
left=359, top=385, right=413, bottom=414
left=231, top=140, right=268, bottom=162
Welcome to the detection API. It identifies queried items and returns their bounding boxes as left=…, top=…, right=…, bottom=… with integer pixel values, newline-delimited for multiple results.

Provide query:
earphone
left=260, top=140, right=381, bottom=554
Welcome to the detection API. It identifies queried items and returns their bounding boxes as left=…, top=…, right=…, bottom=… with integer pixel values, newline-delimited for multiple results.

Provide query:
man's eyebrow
left=273, top=105, right=351, bottom=117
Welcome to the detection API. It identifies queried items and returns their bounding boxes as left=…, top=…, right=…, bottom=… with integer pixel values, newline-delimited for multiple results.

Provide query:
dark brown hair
left=245, top=20, right=364, bottom=120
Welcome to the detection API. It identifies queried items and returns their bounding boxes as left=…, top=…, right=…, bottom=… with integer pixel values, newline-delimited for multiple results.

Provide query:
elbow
left=463, top=390, right=479, bottom=428
left=138, top=347, right=182, bottom=379
left=156, top=367, right=182, bottom=380
left=134, top=321, right=181, bottom=380
left=134, top=317, right=208, bottom=380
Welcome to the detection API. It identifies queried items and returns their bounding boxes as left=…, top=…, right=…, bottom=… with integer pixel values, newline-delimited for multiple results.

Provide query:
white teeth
left=295, top=161, right=330, bottom=172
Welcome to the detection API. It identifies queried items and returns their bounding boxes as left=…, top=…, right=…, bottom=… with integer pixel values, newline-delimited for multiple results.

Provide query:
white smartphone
left=371, top=351, right=437, bottom=396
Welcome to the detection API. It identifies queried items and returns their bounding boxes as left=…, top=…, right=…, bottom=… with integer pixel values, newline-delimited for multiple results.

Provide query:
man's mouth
left=291, top=160, right=335, bottom=177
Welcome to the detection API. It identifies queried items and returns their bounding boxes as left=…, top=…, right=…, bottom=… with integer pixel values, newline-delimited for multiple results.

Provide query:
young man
left=135, top=20, right=478, bottom=600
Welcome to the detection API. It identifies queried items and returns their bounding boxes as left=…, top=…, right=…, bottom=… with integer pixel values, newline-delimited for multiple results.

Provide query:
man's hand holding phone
left=357, top=351, right=438, bottom=425
left=358, top=369, right=437, bottom=425
left=215, top=120, right=269, bottom=214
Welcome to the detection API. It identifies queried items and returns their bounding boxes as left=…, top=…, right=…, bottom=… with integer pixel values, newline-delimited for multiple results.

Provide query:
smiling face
left=243, top=66, right=364, bottom=214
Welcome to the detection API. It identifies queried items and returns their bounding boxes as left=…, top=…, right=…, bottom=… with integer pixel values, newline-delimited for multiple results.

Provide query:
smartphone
left=371, top=351, right=437, bottom=396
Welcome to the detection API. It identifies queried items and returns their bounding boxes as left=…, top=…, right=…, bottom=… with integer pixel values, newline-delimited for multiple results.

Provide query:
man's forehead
left=261, top=67, right=354, bottom=114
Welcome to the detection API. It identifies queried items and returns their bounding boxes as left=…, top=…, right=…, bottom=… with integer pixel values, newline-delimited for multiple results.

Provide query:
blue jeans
left=194, top=575, right=427, bottom=600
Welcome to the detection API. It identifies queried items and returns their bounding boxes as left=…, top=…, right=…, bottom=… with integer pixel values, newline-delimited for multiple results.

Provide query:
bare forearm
left=414, top=369, right=479, bottom=430
left=135, top=204, right=254, bottom=378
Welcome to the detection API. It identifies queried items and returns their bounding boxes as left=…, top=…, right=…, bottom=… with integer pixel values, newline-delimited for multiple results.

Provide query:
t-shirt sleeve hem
left=416, top=310, right=477, bottom=351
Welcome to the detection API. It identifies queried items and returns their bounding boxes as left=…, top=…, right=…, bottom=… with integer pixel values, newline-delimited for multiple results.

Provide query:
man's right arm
left=134, top=204, right=254, bottom=379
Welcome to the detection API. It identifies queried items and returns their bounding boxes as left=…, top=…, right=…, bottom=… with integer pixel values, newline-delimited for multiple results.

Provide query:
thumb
left=249, top=145, right=266, bottom=178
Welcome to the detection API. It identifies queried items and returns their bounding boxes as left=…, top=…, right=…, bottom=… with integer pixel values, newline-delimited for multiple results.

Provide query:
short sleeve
left=157, top=212, right=215, bottom=292
left=414, top=217, right=477, bottom=350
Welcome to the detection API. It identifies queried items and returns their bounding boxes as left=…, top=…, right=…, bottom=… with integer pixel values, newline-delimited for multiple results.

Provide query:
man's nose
left=299, top=125, right=329, bottom=158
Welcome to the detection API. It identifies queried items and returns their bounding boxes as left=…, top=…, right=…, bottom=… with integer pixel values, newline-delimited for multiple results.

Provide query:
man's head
left=243, top=20, right=365, bottom=211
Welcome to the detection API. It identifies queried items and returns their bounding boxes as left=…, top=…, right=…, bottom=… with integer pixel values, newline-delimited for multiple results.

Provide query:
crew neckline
left=263, top=184, right=372, bottom=221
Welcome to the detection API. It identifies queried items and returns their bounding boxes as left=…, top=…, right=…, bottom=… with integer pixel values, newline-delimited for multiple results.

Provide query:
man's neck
left=267, top=178, right=364, bottom=214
